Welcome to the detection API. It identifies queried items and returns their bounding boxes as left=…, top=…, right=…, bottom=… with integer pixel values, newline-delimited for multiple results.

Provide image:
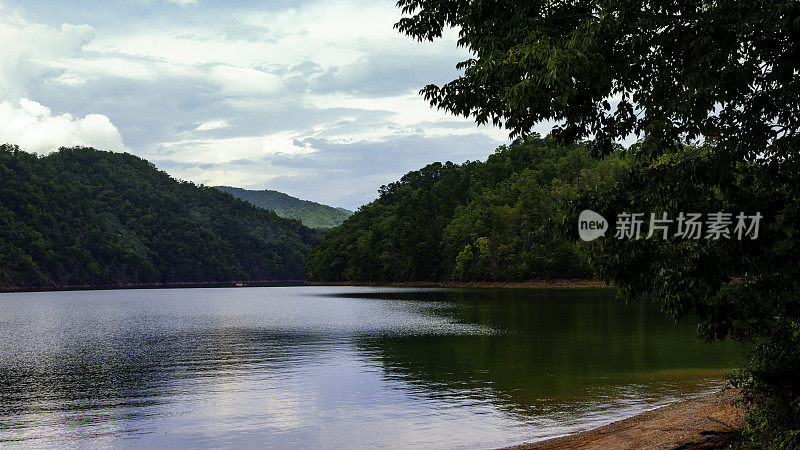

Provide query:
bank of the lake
left=2, top=279, right=607, bottom=293
left=306, top=279, right=609, bottom=289
left=513, top=388, right=744, bottom=449
left=0, top=280, right=305, bottom=293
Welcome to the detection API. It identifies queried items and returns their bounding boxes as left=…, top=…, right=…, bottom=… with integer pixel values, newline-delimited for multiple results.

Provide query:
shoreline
left=509, top=388, right=744, bottom=449
left=306, top=279, right=610, bottom=289
left=0, top=280, right=305, bottom=293
left=2, top=279, right=609, bottom=293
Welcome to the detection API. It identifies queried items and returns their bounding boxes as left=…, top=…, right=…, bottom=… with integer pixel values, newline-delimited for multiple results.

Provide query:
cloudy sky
left=0, top=0, right=548, bottom=210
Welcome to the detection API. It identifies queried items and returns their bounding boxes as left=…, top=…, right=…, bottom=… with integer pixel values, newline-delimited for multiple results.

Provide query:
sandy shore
left=306, top=279, right=610, bottom=289
left=509, top=389, right=743, bottom=449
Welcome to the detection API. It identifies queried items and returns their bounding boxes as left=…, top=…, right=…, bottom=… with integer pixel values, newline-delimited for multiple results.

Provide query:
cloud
left=0, top=13, right=128, bottom=154
left=195, top=119, right=229, bottom=131
left=306, top=46, right=466, bottom=98
left=207, top=65, right=284, bottom=98
left=151, top=132, right=503, bottom=209
left=0, top=18, right=94, bottom=99
left=0, top=98, right=126, bottom=153
left=167, top=0, right=197, bottom=5
left=1, top=0, right=517, bottom=209
left=53, top=71, right=88, bottom=86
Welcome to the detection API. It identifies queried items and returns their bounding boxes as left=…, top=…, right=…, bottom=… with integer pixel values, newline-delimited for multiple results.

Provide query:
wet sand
left=509, top=389, right=743, bottom=449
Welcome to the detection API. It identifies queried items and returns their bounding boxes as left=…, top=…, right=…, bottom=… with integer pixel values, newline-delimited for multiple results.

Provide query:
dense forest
left=215, top=186, right=352, bottom=229
left=305, top=135, right=628, bottom=282
left=0, top=145, right=319, bottom=289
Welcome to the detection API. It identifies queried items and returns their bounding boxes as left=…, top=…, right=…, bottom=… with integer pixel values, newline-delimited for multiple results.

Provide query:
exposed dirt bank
left=509, top=388, right=744, bottom=450
left=306, top=279, right=610, bottom=289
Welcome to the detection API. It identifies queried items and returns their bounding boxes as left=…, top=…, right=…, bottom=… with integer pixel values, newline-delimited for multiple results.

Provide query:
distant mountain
left=0, top=145, right=320, bottom=289
left=215, top=186, right=352, bottom=229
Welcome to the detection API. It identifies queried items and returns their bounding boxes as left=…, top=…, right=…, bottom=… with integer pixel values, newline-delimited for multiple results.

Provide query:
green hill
left=0, top=145, right=320, bottom=289
left=304, top=135, right=629, bottom=282
left=215, top=186, right=352, bottom=229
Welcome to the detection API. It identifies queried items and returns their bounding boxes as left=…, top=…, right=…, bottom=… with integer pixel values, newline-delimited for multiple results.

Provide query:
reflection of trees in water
left=0, top=288, right=746, bottom=442
left=0, top=327, right=332, bottom=441
left=352, top=288, right=745, bottom=418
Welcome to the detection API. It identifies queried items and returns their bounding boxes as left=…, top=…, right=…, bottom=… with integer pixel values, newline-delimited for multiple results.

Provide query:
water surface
left=0, top=287, right=742, bottom=448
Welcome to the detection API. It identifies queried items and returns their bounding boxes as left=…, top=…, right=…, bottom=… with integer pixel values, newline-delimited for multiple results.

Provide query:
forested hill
left=0, top=145, right=319, bottom=289
left=215, top=186, right=352, bottom=229
left=305, top=136, right=628, bottom=282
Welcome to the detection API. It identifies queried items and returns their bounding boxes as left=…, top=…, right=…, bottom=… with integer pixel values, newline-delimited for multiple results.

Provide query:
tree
left=396, top=0, right=800, bottom=445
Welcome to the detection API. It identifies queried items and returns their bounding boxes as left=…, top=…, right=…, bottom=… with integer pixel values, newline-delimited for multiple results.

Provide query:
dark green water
left=0, top=286, right=743, bottom=448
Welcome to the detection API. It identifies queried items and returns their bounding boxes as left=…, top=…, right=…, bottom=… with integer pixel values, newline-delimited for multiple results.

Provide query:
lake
left=0, top=286, right=742, bottom=448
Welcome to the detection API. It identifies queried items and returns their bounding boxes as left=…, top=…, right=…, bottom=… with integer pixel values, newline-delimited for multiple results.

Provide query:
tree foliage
left=396, top=0, right=800, bottom=444
left=0, top=145, right=319, bottom=288
left=215, top=186, right=352, bottom=229
left=396, top=0, right=800, bottom=158
left=580, top=143, right=800, bottom=446
left=305, top=136, right=628, bottom=282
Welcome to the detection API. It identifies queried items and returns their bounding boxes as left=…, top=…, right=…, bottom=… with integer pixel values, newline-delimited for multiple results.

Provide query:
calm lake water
left=0, top=286, right=742, bottom=448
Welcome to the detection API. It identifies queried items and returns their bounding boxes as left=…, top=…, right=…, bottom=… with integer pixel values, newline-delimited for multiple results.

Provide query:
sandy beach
left=509, top=389, right=743, bottom=449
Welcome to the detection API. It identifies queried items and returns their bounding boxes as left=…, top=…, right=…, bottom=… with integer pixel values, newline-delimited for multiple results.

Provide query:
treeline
left=305, top=135, right=628, bottom=282
left=215, top=186, right=352, bottom=229
left=0, top=145, right=319, bottom=289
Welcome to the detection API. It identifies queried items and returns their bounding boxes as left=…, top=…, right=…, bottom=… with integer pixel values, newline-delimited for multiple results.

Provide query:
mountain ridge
left=215, top=186, right=352, bottom=229
left=0, top=145, right=319, bottom=289
left=304, top=135, right=629, bottom=282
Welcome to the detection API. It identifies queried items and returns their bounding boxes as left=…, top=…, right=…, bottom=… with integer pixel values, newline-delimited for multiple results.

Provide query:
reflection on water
left=0, top=287, right=743, bottom=448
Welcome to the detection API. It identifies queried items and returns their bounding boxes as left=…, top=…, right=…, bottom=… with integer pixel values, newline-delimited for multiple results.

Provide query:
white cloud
left=155, top=131, right=312, bottom=165
left=0, top=14, right=127, bottom=154
left=38, top=57, right=161, bottom=82
left=306, top=92, right=510, bottom=143
left=0, top=0, right=512, bottom=208
left=53, top=71, right=88, bottom=86
left=87, top=0, right=463, bottom=69
left=207, top=65, right=284, bottom=98
left=0, top=98, right=126, bottom=153
left=195, top=120, right=229, bottom=131
left=0, top=18, right=94, bottom=99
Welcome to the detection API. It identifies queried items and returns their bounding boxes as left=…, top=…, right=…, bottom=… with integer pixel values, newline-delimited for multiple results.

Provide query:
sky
left=0, top=0, right=554, bottom=210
